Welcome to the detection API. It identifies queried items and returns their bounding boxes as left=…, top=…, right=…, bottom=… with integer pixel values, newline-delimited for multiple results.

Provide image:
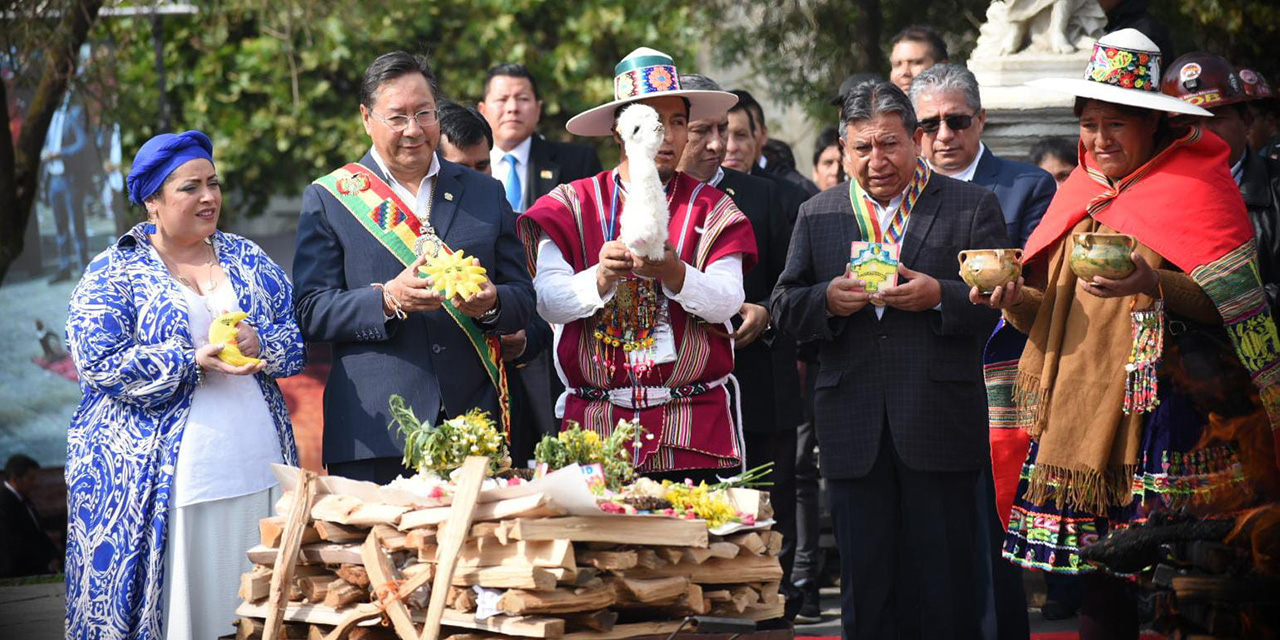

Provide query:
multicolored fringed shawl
left=517, top=171, right=758, bottom=472
left=1014, top=126, right=1280, bottom=514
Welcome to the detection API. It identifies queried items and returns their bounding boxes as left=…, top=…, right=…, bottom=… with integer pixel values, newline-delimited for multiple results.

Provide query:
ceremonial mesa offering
left=958, top=248, right=1023, bottom=294
left=850, top=241, right=900, bottom=304
left=1069, top=232, right=1137, bottom=281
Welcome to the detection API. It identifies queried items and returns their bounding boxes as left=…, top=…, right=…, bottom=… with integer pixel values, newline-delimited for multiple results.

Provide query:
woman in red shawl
left=974, top=29, right=1280, bottom=637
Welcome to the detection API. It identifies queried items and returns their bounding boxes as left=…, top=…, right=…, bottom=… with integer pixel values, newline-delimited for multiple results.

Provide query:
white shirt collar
left=492, top=135, right=533, bottom=169
left=4, top=480, right=22, bottom=500
left=938, top=142, right=985, bottom=183
left=1231, top=150, right=1247, bottom=187
left=757, top=155, right=768, bottom=170
left=709, top=166, right=726, bottom=187
left=368, top=146, right=440, bottom=193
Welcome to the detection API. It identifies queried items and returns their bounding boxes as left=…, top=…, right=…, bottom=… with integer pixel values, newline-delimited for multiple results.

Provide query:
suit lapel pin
left=444, top=192, right=454, bottom=201
left=540, top=170, right=553, bottom=180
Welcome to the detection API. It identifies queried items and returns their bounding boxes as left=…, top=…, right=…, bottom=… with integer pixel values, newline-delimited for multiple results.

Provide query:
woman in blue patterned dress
left=64, top=130, right=306, bottom=639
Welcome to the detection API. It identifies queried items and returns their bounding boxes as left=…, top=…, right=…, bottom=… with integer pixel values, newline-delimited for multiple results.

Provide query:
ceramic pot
left=958, top=248, right=1023, bottom=294
left=1069, top=233, right=1137, bottom=280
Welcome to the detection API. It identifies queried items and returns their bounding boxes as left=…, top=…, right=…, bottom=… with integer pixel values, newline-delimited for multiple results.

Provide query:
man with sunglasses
left=294, top=51, right=535, bottom=483
left=910, top=65, right=1056, bottom=248
left=911, top=63, right=1053, bottom=639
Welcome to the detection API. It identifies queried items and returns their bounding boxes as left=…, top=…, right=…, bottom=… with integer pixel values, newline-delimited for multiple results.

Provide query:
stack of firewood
left=230, top=464, right=785, bottom=640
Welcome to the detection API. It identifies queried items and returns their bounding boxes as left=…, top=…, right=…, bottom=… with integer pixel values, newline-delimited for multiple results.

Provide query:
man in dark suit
left=1, top=455, right=57, bottom=577
left=910, top=64, right=1055, bottom=247
left=772, top=80, right=1009, bottom=638
left=723, top=99, right=809, bottom=226
left=727, top=89, right=820, bottom=200
left=911, top=63, right=1051, bottom=638
left=478, top=63, right=602, bottom=438
left=294, top=52, right=535, bottom=483
left=678, top=73, right=804, bottom=618
left=478, top=63, right=602, bottom=213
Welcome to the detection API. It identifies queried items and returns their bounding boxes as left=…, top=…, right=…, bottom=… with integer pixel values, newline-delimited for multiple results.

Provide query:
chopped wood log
left=335, top=564, right=371, bottom=589
left=400, top=492, right=565, bottom=530
left=435, top=521, right=499, bottom=543
left=237, top=617, right=264, bottom=640
left=562, top=609, right=618, bottom=633
left=576, top=549, right=637, bottom=571
left=724, top=532, right=766, bottom=555
left=240, top=566, right=273, bottom=602
left=758, top=580, right=780, bottom=604
left=261, top=517, right=320, bottom=548
left=450, top=565, right=557, bottom=591
left=297, top=575, right=331, bottom=604
left=449, top=586, right=476, bottom=613
left=703, top=589, right=731, bottom=601
left=622, top=554, right=783, bottom=584
left=610, top=576, right=689, bottom=604
left=424, top=457, right=489, bottom=640
left=505, top=516, right=708, bottom=548
left=419, top=538, right=574, bottom=570
left=685, top=582, right=709, bottom=615
left=708, top=541, right=741, bottom=559
left=681, top=547, right=712, bottom=565
left=654, top=547, right=683, bottom=565
left=405, top=529, right=437, bottom=550
left=313, top=520, right=367, bottom=543
left=569, top=567, right=599, bottom=587
left=265, top=469, right=318, bottom=640
left=561, top=620, right=684, bottom=640
left=322, top=579, right=367, bottom=608
left=310, top=494, right=362, bottom=523
left=248, top=543, right=364, bottom=566
left=497, top=584, right=616, bottom=615
left=761, top=530, right=783, bottom=556
left=236, top=602, right=566, bottom=639
left=360, top=532, right=418, bottom=640
left=373, top=524, right=410, bottom=552
left=289, top=581, right=306, bottom=602
left=633, top=548, right=662, bottom=570
left=347, top=503, right=411, bottom=528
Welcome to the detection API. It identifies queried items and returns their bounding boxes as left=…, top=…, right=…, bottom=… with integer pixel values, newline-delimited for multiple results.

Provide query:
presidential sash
left=849, top=157, right=931, bottom=243
left=313, top=163, right=511, bottom=434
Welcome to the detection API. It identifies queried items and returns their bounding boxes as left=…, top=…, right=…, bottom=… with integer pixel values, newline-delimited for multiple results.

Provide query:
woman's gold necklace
left=159, top=239, right=219, bottom=295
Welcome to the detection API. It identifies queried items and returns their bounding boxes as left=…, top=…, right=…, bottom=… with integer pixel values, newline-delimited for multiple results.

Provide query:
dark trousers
left=792, top=418, right=821, bottom=584
left=975, top=464, right=1030, bottom=640
left=745, top=428, right=799, bottom=610
left=507, top=355, right=558, bottom=468
left=327, top=457, right=414, bottom=485
left=1079, top=572, right=1138, bottom=640
left=828, top=428, right=981, bottom=640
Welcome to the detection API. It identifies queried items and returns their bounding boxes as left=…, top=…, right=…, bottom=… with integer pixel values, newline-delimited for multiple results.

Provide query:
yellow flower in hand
left=419, top=250, right=488, bottom=300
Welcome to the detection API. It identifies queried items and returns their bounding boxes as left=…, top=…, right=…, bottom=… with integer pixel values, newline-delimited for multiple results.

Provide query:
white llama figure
left=615, top=104, right=669, bottom=262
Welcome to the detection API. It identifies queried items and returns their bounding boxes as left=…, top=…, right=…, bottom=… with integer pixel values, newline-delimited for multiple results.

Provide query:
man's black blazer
left=750, top=165, right=808, bottom=225
left=771, top=175, right=1009, bottom=478
left=293, top=154, right=535, bottom=465
left=718, top=168, right=801, bottom=434
left=525, top=135, right=603, bottom=208
left=0, top=488, right=56, bottom=577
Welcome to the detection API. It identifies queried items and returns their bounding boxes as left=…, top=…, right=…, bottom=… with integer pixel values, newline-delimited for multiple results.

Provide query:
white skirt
left=162, top=485, right=279, bottom=640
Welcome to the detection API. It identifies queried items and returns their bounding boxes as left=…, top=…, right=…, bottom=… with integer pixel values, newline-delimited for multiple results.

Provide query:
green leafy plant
left=389, top=394, right=509, bottom=477
left=534, top=419, right=642, bottom=490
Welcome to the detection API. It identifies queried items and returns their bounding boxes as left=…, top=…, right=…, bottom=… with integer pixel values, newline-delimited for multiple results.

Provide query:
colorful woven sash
left=849, top=157, right=932, bottom=243
left=313, top=163, right=511, bottom=433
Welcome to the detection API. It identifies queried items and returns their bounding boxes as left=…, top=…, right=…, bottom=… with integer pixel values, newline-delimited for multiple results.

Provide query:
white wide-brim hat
left=1025, top=29, right=1212, bottom=117
left=566, top=47, right=739, bottom=137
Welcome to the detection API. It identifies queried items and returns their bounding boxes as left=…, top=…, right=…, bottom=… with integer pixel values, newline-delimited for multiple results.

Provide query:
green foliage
left=389, top=394, right=510, bottom=477
left=1156, top=0, right=1280, bottom=86
left=89, top=0, right=703, bottom=215
left=702, top=0, right=989, bottom=122
left=533, top=419, right=641, bottom=491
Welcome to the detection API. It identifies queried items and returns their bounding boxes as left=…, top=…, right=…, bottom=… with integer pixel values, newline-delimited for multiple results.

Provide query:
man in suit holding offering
left=772, top=80, right=1009, bottom=638
left=294, top=51, right=535, bottom=483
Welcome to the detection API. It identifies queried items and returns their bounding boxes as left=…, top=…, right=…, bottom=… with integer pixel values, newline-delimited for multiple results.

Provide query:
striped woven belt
left=570, top=376, right=728, bottom=410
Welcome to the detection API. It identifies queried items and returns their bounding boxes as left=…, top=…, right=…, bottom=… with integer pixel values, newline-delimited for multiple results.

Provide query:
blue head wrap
left=126, top=130, right=215, bottom=205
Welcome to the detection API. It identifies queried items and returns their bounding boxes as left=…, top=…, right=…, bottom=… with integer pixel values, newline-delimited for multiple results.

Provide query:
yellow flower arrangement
left=389, top=395, right=510, bottom=477
left=418, top=249, right=488, bottom=300
left=662, top=481, right=739, bottom=529
left=534, top=420, right=642, bottom=491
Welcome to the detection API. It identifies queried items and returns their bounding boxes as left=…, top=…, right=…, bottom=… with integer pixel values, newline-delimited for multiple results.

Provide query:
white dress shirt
left=1231, top=151, right=1247, bottom=187
left=938, top=142, right=985, bottom=183
left=534, top=233, right=745, bottom=417
left=369, top=146, right=440, bottom=222
left=867, top=190, right=908, bottom=320
left=491, top=135, right=533, bottom=210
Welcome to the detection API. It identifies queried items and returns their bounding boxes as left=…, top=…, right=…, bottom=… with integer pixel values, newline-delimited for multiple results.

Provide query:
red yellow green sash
left=313, top=162, right=511, bottom=434
left=849, top=157, right=931, bottom=243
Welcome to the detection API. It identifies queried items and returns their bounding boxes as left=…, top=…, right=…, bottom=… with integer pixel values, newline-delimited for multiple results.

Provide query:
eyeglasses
left=918, top=114, right=974, bottom=134
left=372, top=108, right=438, bottom=132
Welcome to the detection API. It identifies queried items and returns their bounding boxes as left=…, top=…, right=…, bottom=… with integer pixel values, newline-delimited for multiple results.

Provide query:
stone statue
left=971, top=0, right=1106, bottom=58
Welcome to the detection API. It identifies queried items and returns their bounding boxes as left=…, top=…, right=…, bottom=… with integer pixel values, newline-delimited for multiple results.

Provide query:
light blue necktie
left=504, top=153, right=522, bottom=212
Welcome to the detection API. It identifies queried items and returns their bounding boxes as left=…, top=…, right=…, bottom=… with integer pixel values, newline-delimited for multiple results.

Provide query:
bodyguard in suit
left=479, top=62, right=602, bottom=434
left=1, top=455, right=57, bottom=577
left=678, top=73, right=804, bottom=618
left=911, top=63, right=1048, bottom=639
left=294, top=52, right=535, bottom=483
left=479, top=63, right=603, bottom=213
left=723, top=99, right=809, bottom=224
left=772, top=80, right=1009, bottom=639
